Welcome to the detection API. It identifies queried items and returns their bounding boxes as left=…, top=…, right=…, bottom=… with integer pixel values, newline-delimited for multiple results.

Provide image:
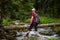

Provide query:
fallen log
left=4, top=23, right=60, bottom=30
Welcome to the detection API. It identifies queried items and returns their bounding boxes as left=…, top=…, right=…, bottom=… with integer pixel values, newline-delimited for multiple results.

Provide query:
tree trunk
left=0, top=0, right=6, bottom=28
left=4, top=23, right=60, bottom=30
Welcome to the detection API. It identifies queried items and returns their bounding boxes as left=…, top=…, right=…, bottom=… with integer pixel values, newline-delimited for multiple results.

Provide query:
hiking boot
left=25, top=33, right=29, bottom=37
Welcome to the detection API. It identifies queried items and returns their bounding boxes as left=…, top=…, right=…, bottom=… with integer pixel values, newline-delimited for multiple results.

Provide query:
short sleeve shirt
left=31, top=12, right=36, bottom=22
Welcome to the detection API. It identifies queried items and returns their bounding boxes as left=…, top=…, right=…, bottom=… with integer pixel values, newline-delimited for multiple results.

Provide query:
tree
left=0, top=0, right=6, bottom=28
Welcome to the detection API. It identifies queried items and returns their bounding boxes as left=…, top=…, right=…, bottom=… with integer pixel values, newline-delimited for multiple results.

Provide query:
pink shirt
left=31, top=11, right=36, bottom=22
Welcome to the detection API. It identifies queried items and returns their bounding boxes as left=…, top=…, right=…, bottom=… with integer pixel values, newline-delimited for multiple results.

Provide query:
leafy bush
left=25, top=18, right=30, bottom=23
left=2, top=19, right=10, bottom=26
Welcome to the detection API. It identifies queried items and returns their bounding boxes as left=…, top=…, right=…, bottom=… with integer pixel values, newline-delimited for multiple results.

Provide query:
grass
left=3, top=16, right=60, bottom=26
left=48, top=38, right=58, bottom=40
left=23, top=37, right=37, bottom=40
left=25, top=16, right=60, bottom=24
left=40, top=16, right=60, bottom=24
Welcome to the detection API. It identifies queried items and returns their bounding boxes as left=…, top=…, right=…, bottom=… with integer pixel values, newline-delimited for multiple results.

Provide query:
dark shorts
left=28, top=22, right=39, bottom=31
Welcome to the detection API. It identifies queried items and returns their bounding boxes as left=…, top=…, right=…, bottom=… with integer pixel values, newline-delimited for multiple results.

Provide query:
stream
left=14, top=22, right=60, bottom=40
left=16, top=27, right=60, bottom=40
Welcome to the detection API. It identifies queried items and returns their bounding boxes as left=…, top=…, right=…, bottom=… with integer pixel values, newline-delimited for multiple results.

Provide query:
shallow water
left=16, top=28, right=60, bottom=40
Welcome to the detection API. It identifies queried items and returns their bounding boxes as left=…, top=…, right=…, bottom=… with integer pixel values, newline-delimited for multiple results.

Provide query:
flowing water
left=14, top=23, right=60, bottom=40
left=16, top=28, right=60, bottom=40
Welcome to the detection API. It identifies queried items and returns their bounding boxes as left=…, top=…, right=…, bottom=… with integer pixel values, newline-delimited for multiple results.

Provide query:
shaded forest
left=0, top=0, right=60, bottom=40
left=0, top=0, right=60, bottom=27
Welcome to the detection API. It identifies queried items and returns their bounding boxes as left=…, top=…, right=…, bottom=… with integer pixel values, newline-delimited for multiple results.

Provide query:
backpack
left=35, top=14, right=40, bottom=23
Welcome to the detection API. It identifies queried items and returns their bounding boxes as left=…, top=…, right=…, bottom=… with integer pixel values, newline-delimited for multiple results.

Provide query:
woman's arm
left=30, top=16, right=33, bottom=24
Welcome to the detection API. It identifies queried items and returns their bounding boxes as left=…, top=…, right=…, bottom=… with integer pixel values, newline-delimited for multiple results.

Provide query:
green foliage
left=25, top=18, right=30, bottom=23
left=40, top=16, right=60, bottom=24
left=30, top=37, right=35, bottom=40
left=0, top=0, right=60, bottom=26
left=2, top=19, right=10, bottom=26
left=20, top=22, right=25, bottom=25
left=53, top=27, right=60, bottom=35
left=48, top=38, right=58, bottom=40
left=24, top=16, right=60, bottom=24
left=0, top=0, right=60, bottom=40
left=54, top=27, right=60, bottom=32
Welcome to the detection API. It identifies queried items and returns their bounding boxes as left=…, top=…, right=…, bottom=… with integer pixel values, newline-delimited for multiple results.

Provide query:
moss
left=48, top=38, right=58, bottom=40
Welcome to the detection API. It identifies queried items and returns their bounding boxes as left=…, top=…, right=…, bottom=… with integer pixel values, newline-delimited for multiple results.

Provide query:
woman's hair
left=32, top=8, right=35, bottom=11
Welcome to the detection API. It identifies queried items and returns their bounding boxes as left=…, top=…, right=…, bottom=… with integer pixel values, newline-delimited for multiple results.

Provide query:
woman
left=26, top=8, right=39, bottom=37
